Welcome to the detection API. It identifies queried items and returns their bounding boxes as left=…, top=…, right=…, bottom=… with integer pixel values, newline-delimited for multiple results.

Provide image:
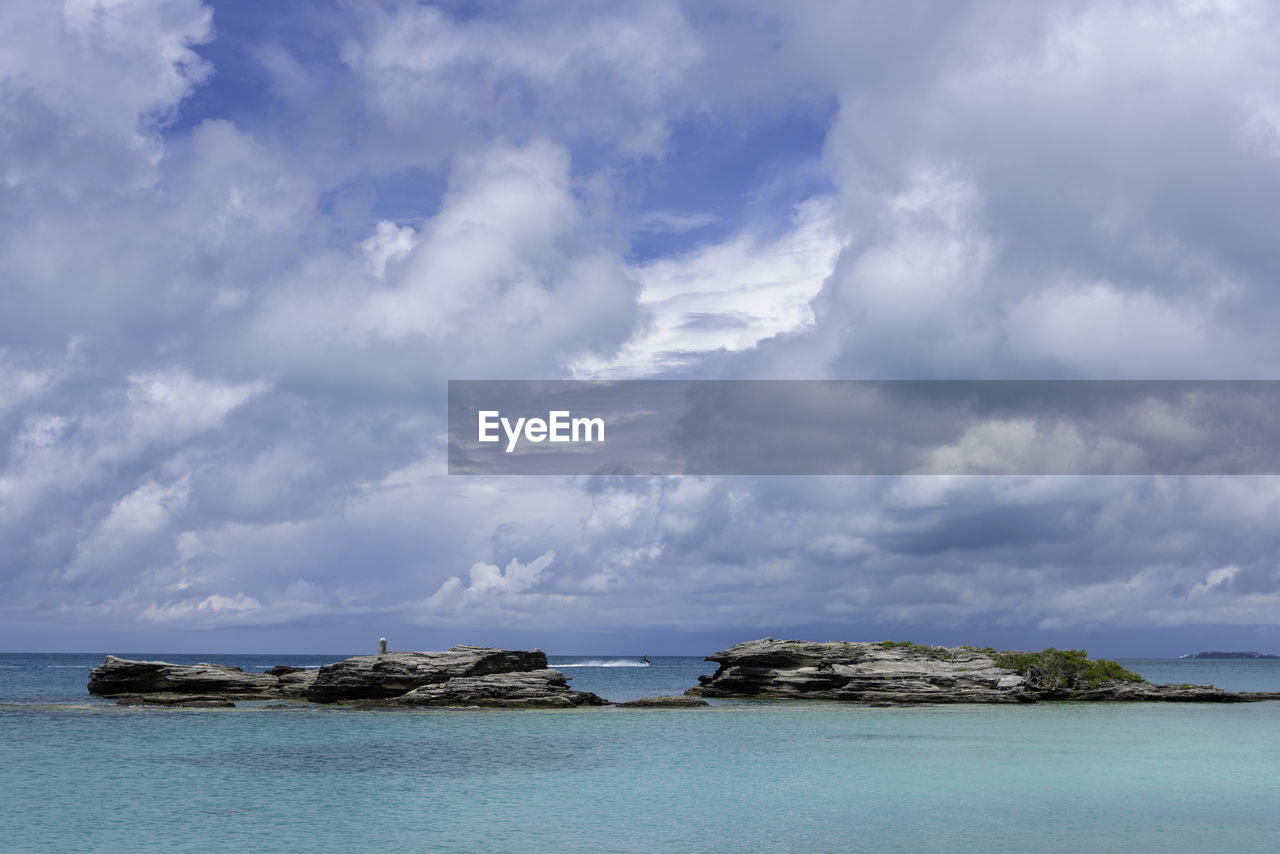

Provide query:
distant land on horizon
left=1179, top=651, right=1280, bottom=660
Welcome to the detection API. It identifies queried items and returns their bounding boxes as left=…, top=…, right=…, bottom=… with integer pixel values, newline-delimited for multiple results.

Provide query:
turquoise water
left=3, top=655, right=1279, bottom=852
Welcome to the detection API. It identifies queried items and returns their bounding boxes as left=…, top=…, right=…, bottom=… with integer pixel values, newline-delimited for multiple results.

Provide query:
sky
left=3, top=0, right=1280, bottom=656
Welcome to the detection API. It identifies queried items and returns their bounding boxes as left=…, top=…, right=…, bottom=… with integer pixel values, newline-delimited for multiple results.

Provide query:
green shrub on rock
left=992, top=648, right=1144, bottom=690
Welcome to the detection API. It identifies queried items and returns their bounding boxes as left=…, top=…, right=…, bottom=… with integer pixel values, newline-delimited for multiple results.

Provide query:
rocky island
left=88, top=645, right=606, bottom=708
left=687, top=638, right=1264, bottom=703
left=87, top=638, right=1280, bottom=709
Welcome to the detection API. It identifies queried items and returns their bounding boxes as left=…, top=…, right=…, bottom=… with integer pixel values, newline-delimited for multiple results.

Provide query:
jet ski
left=640, top=655, right=651, bottom=665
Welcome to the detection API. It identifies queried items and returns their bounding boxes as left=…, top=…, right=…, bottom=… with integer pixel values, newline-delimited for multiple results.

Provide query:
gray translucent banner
left=448, top=380, right=1280, bottom=475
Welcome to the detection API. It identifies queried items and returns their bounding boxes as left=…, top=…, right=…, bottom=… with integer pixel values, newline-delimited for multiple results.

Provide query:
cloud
left=634, top=210, right=720, bottom=234
left=4, top=0, right=1280, bottom=652
left=245, top=138, right=641, bottom=382
left=138, top=592, right=262, bottom=626
left=0, top=368, right=265, bottom=526
left=421, top=550, right=578, bottom=627
left=0, top=0, right=212, bottom=197
left=123, top=368, right=269, bottom=446
left=66, top=474, right=191, bottom=580
left=360, top=221, right=416, bottom=280
left=724, top=0, right=1280, bottom=381
left=344, top=0, right=703, bottom=157
left=1190, top=565, right=1240, bottom=598
left=574, top=197, right=843, bottom=378
left=0, top=341, right=78, bottom=420
left=431, top=551, right=557, bottom=600
left=1003, top=282, right=1225, bottom=377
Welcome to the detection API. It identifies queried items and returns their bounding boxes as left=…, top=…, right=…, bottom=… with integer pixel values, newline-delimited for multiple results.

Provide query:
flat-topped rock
left=687, top=638, right=1245, bottom=704
left=305, top=645, right=549, bottom=703
left=1239, top=691, right=1280, bottom=701
left=687, top=639, right=1032, bottom=703
left=88, top=656, right=311, bottom=700
left=376, top=669, right=606, bottom=708
left=1064, top=682, right=1239, bottom=702
left=87, top=646, right=598, bottom=708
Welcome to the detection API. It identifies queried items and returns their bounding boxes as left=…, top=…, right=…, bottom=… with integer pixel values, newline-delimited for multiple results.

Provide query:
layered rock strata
left=305, top=646, right=548, bottom=703
left=88, top=645, right=603, bottom=708
left=687, top=638, right=1246, bottom=704
left=88, top=656, right=314, bottom=700
left=375, top=669, right=605, bottom=708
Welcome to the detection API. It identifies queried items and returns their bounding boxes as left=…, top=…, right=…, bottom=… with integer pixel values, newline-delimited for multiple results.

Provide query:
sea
left=2, top=653, right=1279, bottom=853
